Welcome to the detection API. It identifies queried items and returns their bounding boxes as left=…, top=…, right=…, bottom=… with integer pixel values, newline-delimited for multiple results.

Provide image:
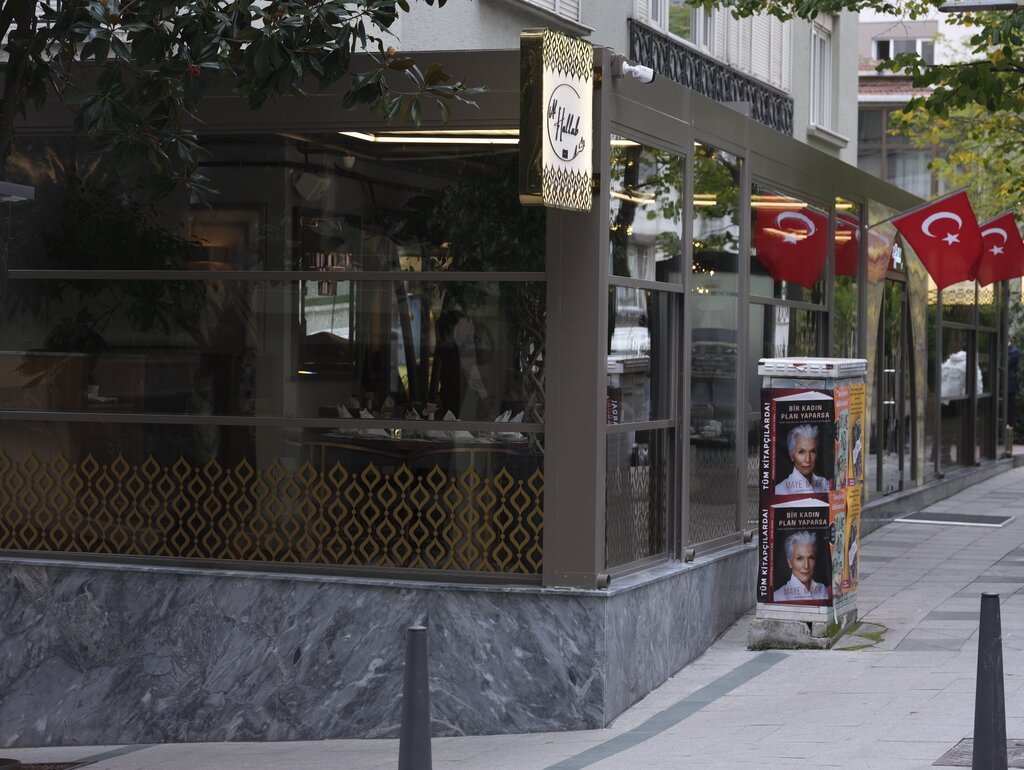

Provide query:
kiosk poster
left=830, top=490, right=847, bottom=601
left=843, top=485, right=863, bottom=592
left=761, top=389, right=835, bottom=497
left=834, top=387, right=850, bottom=487
left=765, top=497, right=832, bottom=605
left=849, top=383, right=866, bottom=484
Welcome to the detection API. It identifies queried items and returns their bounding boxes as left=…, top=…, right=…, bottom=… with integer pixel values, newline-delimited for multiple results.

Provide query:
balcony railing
left=628, top=19, right=794, bottom=136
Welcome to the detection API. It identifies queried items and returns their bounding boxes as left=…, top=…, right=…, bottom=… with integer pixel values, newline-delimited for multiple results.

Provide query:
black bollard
left=973, top=592, right=1007, bottom=770
left=398, top=624, right=431, bottom=770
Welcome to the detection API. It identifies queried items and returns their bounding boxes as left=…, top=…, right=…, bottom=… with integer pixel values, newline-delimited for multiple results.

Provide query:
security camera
left=611, top=54, right=656, bottom=84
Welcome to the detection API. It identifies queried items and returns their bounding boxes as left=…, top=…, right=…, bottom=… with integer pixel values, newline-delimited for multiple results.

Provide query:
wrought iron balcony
left=628, top=19, right=794, bottom=136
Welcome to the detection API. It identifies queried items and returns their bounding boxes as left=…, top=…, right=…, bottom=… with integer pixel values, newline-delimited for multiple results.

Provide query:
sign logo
left=546, top=83, right=585, bottom=162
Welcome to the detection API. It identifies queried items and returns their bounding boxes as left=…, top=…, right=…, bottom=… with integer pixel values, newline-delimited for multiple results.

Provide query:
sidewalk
left=7, top=468, right=1024, bottom=770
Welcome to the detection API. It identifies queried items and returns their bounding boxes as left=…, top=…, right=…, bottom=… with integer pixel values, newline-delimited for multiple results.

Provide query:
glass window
left=4, top=277, right=545, bottom=424
left=607, top=288, right=673, bottom=424
left=8, top=134, right=544, bottom=274
left=811, top=24, right=832, bottom=129
left=2, top=132, right=548, bottom=574
left=858, top=110, right=883, bottom=145
left=606, top=427, right=671, bottom=567
left=833, top=199, right=861, bottom=359
left=886, top=149, right=932, bottom=197
left=667, top=0, right=713, bottom=49
left=751, top=185, right=828, bottom=302
left=689, top=143, right=740, bottom=546
left=609, top=138, right=685, bottom=283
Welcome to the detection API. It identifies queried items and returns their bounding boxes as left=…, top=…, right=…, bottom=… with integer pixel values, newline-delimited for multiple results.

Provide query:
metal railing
left=628, top=19, right=794, bottom=136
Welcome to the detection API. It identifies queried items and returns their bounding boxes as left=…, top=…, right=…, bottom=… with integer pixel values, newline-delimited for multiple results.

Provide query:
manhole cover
left=896, top=511, right=1013, bottom=527
left=935, top=738, right=1024, bottom=767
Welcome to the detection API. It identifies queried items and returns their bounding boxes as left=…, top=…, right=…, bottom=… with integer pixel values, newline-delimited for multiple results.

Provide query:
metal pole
left=973, top=592, right=1007, bottom=770
left=398, top=624, right=431, bottom=770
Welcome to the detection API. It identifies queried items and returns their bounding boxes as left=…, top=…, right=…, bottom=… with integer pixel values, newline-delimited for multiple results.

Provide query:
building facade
left=0, top=19, right=1013, bottom=748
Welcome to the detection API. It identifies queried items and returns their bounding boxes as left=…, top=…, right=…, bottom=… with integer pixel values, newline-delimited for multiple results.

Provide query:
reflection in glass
left=7, top=134, right=544, bottom=274
left=872, top=281, right=908, bottom=494
left=606, top=428, right=670, bottom=567
left=833, top=200, right=861, bottom=359
left=609, top=138, right=684, bottom=283
left=750, top=185, right=827, bottom=302
left=607, top=288, right=672, bottom=424
left=935, top=326, right=973, bottom=470
left=689, top=144, right=740, bottom=544
left=2, top=279, right=545, bottom=426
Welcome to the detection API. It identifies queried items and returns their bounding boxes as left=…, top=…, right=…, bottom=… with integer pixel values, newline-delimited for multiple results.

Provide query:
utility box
left=752, top=357, right=867, bottom=645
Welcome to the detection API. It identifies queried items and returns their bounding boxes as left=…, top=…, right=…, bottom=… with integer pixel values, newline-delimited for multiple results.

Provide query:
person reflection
left=775, top=424, right=829, bottom=494
left=774, top=531, right=828, bottom=601
left=435, top=295, right=493, bottom=419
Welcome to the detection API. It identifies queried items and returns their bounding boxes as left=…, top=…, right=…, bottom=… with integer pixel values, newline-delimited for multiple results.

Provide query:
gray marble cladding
left=0, top=549, right=755, bottom=747
left=603, top=547, right=757, bottom=718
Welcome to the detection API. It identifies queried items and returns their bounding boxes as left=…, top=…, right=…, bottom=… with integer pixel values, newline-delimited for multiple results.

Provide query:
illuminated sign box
left=519, top=28, right=593, bottom=212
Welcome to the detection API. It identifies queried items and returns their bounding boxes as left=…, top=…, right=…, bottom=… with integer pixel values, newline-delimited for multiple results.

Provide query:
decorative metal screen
left=687, top=444, right=739, bottom=545
left=0, top=452, right=544, bottom=575
left=605, top=429, right=669, bottom=568
left=628, top=19, right=794, bottom=136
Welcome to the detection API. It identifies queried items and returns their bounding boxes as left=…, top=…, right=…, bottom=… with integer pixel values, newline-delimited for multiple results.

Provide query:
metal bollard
left=973, top=592, right=1007, bottom=770
left=398, top=624, right=432, bottom=770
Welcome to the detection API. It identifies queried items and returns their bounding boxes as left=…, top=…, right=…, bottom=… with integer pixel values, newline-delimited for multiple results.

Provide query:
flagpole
left=870, top=187, right=969, bottom=229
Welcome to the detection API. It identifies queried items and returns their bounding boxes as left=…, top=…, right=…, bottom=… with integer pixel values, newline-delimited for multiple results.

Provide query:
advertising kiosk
left=751, top=358, right=867, bottom=647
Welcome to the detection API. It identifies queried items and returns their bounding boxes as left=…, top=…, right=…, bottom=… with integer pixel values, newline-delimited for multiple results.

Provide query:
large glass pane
left=689, top=144, right=740, bottom=545
left=937, top=326, right=972, bottom=468
left=606, top=427, right=671, bottom=567
left=609, top=139, right=684, bottom=283
left=607, top=287, right=673, bottom=424
left=833, top=199, right=861, bottom=358
left=0, top=419, right=544, bottom=573
left=3, top=279, right=546, bottom=425
left=864, top=206, right=898, bottom=499
left=751, top=184, right=828, bottom=303
left=7, top=133, right=544, bottom=274
left=875, top=281, right=909, bottom=494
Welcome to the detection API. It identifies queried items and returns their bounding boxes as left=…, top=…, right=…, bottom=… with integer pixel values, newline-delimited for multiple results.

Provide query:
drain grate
left=935, top=738, right=1024, bottom=767
left=895, top=511, right=1013, bottom=527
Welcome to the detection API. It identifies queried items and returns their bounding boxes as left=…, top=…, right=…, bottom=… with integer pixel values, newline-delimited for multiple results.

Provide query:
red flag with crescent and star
left=891, top=190, right=983, bottom=290
left=753, top=206, right=829, bottom=288
left=975, top=212, right=1024, bottom=286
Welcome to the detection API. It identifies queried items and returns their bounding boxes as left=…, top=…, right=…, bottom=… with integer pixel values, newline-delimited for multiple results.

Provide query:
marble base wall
left=0, top=546, right=755, bottom=747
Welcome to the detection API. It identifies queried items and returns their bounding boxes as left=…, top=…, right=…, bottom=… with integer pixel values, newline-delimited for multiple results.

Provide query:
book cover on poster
left=849, top=383, right=866, bottom=485
left=760, top=389, right=835, bottom=497
left=763, top=496, right=832, bottom=605
left=843, top=484, right=862, bottom=592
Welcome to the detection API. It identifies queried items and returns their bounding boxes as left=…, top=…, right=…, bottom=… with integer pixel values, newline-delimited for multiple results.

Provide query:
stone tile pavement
left=6, top=468, right=1024, bottom=769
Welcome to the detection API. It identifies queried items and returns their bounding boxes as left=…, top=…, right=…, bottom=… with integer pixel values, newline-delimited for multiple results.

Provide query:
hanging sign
left=519, top=28, right=593, bottom=212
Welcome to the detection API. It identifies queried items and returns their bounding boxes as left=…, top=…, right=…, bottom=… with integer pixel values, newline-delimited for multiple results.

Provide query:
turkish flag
left=975, top=212, right=1024, bottom=286
left=891, top=191, right=983, bottom=290
left=753, top=206, right=829, bottom=288
left=835, top=212, right=860, bottom=277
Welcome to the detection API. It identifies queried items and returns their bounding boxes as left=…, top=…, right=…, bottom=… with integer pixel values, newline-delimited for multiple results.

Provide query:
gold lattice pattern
left=0, top=452, right=544, bottom=574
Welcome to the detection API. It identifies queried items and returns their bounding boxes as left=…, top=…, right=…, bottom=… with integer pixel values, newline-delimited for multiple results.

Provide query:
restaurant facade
left=0, top=45, right=1014, bottom=745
